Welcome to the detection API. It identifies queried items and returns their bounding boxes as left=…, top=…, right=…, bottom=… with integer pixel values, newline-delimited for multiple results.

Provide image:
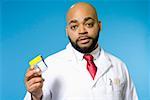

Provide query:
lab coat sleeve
left=24, top=87, right=52, bottom=100
left=24, top=92, right=32, bottom=100
left=122, top=63, right=138, bottom=100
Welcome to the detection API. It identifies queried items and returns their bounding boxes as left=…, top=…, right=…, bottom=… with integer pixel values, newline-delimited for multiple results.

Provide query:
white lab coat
left=24, top=43, right=138, bottom=100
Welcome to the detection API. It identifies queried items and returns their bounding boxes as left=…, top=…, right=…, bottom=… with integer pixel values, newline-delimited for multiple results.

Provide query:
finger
left=25, top=70, right=36, bottom=82
left=34, top=68, right=42, bottom=76
left=28, top=82, right=43, bottom=93
left=26, top=67, right=36, bottom=77
left=27, top=65, right=35, bottom=71
left=25, top=68, right=41, bottom=81
left=27, top=77, right=43, bottom=87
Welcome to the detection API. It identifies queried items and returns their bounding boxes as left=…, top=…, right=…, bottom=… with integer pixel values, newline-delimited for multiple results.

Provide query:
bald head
left=66, top=2, right=98, bottom=23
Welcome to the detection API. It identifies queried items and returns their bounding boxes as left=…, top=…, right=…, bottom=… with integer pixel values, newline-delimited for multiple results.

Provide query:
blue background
left=1, top=0, right=150, bottom=100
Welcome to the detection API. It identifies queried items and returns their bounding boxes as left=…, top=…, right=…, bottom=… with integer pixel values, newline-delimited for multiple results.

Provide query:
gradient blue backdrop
left=1, top=0, right=150, bottom=100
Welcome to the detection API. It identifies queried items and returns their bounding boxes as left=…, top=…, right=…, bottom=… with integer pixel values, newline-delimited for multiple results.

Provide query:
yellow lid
left=29, top=55, right=42, bottom=69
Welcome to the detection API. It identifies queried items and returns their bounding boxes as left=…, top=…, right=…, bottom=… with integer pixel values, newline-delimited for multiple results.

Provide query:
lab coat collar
left=66, top=43, right=112, bottom=75
left=66, top=43, right=100, bottom=61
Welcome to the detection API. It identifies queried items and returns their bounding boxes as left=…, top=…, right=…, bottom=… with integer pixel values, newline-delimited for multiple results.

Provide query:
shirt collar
left=67, top=43, right=101, bottom=61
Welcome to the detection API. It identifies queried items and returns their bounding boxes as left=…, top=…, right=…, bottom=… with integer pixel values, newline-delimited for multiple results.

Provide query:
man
left=24, top=2, right=138, bottom=100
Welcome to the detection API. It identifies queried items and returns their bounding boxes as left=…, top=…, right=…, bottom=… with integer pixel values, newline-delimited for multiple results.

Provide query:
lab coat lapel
left=92, top=49, right=112, bottom=87
left=65, top=43, right=76, bottom=62
left=64, top=43, right=83, bottom=71
left=65, top=44, right=94, bottom=87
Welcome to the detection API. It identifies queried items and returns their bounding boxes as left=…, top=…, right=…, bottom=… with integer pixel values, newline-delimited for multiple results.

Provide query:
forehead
left=66, top=4, right=98, bottom=24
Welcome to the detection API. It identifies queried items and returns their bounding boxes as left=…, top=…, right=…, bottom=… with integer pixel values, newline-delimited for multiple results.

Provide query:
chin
left=78, top=42, right=92, bottom=48
left=78, top=44, right=91, bottom=49
left=77, top=44, right=94, bottom=53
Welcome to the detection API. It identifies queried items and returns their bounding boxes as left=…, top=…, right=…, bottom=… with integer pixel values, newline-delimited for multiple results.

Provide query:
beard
left=68, top=33, right=99, bottom=53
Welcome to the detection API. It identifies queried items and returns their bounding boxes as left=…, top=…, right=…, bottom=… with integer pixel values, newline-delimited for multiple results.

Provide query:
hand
left=25, top=67, right=44, bottom=100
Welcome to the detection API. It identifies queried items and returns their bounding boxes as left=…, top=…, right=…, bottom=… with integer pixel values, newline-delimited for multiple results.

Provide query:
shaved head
left=66, top=2, right=98, bottom=23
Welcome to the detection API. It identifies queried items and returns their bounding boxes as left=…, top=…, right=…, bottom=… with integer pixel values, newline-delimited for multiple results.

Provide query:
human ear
left=65, top=26, right=69, bottom=37
left=98, top=21, right=102, bottom=31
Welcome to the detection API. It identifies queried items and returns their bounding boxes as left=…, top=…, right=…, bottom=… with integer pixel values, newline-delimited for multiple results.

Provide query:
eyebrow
left=84, top=17, right=95, bottom=22
left=68, top=17, right=95, bottom=25
left=68, top=20, right=78, bottom=25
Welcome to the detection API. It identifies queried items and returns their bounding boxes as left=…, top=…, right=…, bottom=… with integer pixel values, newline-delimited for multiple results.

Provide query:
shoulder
left=103, top=49, right=128, bottom=75
left=44, top=49, right=67, bottom=64
left=104, top=50, right=126, bottom=66
left=103, top=50, right=131, bottom=82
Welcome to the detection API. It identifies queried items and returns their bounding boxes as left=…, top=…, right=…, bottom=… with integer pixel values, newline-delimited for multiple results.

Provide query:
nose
left=78, top=25, right=88, bottom=35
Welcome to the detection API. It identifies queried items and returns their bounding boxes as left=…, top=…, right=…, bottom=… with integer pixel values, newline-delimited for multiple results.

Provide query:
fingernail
left=30, top=65, right=35, bottom=69
left=35, top=68, right=40, bottom=73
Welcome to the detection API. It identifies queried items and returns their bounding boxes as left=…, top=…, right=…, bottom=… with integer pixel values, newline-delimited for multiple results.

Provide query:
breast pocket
left=106, top=78, right=125, bottom=100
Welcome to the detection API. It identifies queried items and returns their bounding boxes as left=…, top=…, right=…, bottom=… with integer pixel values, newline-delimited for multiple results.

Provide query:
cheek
left=67, top=31, right=78, bottom=42
left=87, top=28, right=99, bottom=37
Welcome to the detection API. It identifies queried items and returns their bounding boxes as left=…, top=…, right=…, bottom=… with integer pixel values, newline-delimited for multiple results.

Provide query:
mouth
left=78, top=37, right=90, bottom=44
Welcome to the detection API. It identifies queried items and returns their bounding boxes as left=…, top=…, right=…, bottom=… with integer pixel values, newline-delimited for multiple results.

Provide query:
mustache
left=77, top=36, right=92, bottom=41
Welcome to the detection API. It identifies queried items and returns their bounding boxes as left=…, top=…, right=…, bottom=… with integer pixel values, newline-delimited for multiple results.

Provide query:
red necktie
left=83, top=54, right=97, bottom=80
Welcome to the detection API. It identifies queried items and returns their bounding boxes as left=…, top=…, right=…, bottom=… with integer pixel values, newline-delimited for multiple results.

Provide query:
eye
left=70, top=25, right=78, bottom=31
left=85, top=22, right=94, bottom=28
